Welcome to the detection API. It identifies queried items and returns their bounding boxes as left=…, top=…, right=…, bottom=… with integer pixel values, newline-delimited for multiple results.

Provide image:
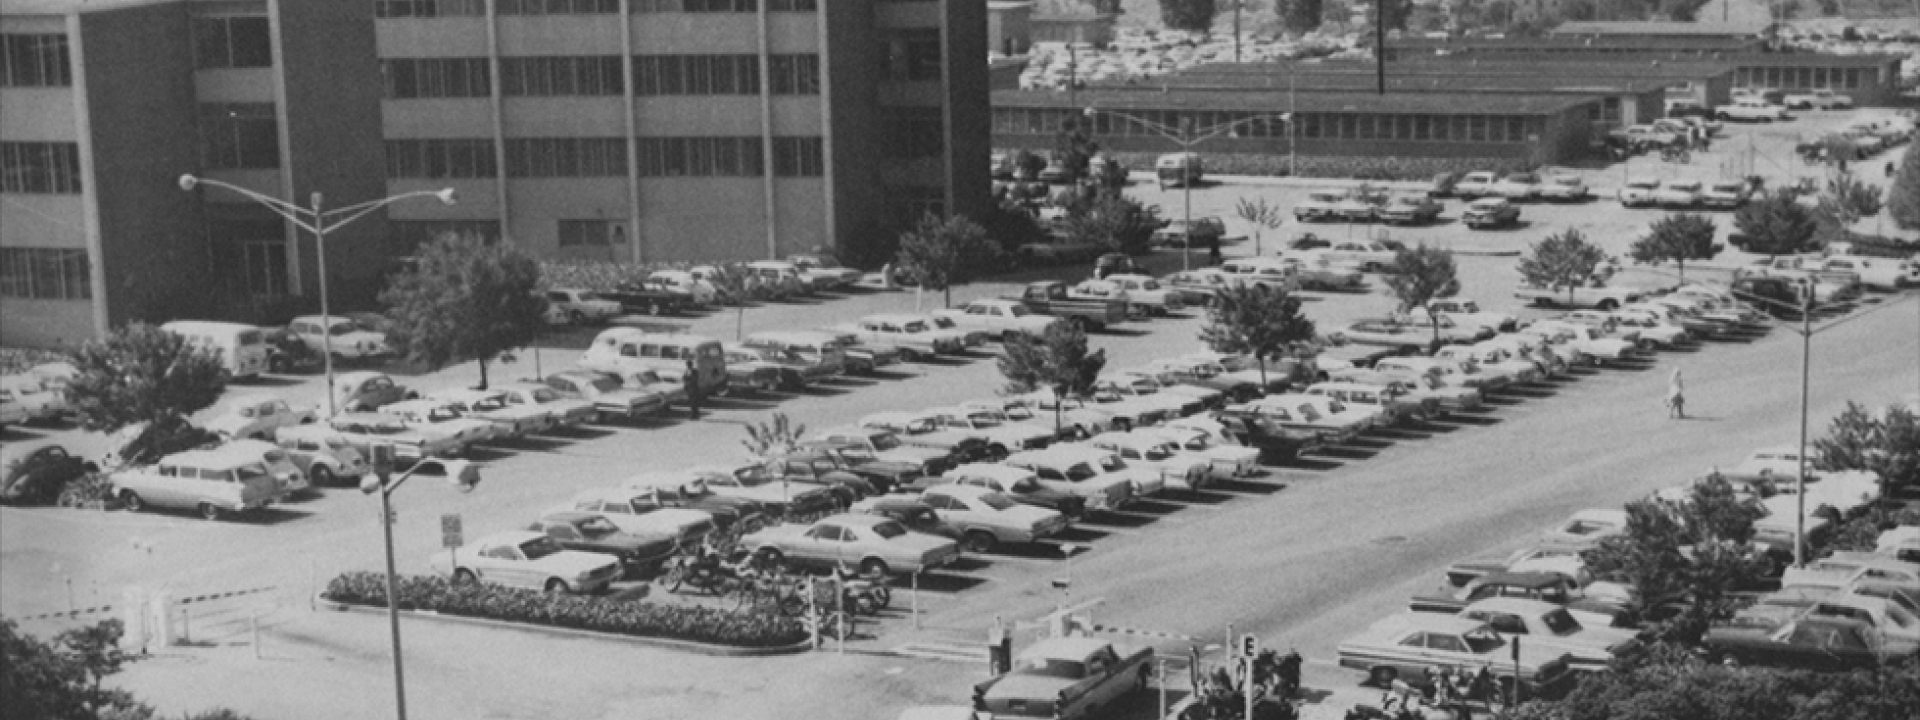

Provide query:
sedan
left=742, top=513, right=962, bottom=576
left=1705, top=617, right=1911, bottom=671
left=203, top=395, right=318, bottom=441
left=1462, top=198, right=1521, bottom=229
left=1337, top=614, right=1577, bottom=696
left=1377, top=194, right=1441, bottom=225
left=431, top=530, right=623, bottom=595
left=892, top=485, right=1066, bottom=553
left=529, top=512, right=680, bottom=578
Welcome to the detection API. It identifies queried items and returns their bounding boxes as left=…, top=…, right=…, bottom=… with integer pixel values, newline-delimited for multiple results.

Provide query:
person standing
left=1667, top=367, right=1686, bottom=419
left=683, top=357, right=702, bottom=421
left=1207, top=231, right=1222, bottom=265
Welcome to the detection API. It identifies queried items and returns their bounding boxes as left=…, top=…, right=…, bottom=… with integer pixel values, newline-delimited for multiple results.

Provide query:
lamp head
left=177, top=174, right=199, bottom=192
left=432, top=188, right=458, bottom=205
left=359, top=475, right=385, bottom=495
left=1082, top=107, right=1096, bottom=118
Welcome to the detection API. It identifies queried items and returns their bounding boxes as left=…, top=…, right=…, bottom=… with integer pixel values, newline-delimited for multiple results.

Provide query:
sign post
left=1242, top=635, right=1259, bottom=720
left=440, top=514, right=463, bottom=575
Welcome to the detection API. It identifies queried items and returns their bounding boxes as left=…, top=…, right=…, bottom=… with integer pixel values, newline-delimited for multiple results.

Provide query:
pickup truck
left=1512, top=283, right=1642, bottom=310
left=972, top=637, right=1153, bottom=720
left=1007, top=282, right=1133, bottom=332
left=600, top=282, right=690, bottom=316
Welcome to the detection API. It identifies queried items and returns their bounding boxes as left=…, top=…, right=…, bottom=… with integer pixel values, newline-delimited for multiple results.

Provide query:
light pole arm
left=180, top=175, right=319, bottom=232
left=1081, top=109, right=1291, bottom=147
left=323, top=189, right=457, bottom=228
left=1184, top=113, right=1294, bottom=145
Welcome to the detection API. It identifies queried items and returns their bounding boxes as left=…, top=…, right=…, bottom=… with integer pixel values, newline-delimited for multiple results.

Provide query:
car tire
left=647, top=302, right=663, bottom=316
left=1368, top=666, right=1398, bottom=688
left=453, top=569, right=478, bottom=585
left=198, top=503, right=222, bottom=521
left=544, top=578, right=569, bottom=594
left=121, top=491, right=145, bottom=512
left=962, top=531, right=996, bottom=554
left=310, top=466, right=336, bottom=488
left=859, top=558, right=889, bottom=577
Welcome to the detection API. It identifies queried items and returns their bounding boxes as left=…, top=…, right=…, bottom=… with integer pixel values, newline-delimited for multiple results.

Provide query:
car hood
left=896, top=429, right=979, bottom=448
left=851, top=458, right=923, bottom=477
left=335, top=330, right=387, bottom=347
left=419, top=419, right=494, bottom=436
left=206, top=415, right=261, bottom=434
left=578, top=533, right=679, bottom=555
left=984, top=673, right=1075, bottom=701
left=542, top=550, right=622, bottom=576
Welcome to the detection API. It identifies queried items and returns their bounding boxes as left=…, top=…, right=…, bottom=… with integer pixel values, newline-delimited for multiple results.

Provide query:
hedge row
left=322, top=572, right=807, bottom=648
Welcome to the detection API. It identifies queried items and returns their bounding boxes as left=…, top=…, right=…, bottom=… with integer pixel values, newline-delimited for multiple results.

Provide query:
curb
left=314, top=596, right=815, bottom=657
left=1449, top=249, right=1523, bottom=257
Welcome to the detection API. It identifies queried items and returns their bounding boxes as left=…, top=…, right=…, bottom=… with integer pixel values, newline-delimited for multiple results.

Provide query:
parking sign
left=440, top=514, right=462, bottom=549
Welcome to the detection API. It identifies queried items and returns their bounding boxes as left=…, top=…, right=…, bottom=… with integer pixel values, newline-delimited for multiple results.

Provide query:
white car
left=377, top=399, right=497, bottom=449
left=543, top=288, right=623, bottom=325
left=832, top=314, right=967, bottom=359
left=1316, top=242, right=1400, bottom=273
left=1136, top=423, right=1261, bottom=479
left=1537, top=175, right=1589, bottom=202
left=429, top=388, right=555, bottom=439
left=924, top=406, right=1055, bottom=453
left=1490, top=172, right=1543, bottom=201
left=288, top=314, right=388, bottom=360
left=0, top=373, right=70, bottom=423
left=550, top=486, right=719, bottom=546
left=1079, top=276, right=1183, bottom=316
left=1086, top=431, right=1212, bottom=491
left=1784, top=88, right=1853, bottom=110
left=1453, top=171, right=1500, bottom=198
left=1700, top=181, right=1753, bottom=209
left=1652, top=179, right=1703, bottom=208
left=1716, top=97, right=1790, bottom=122
left=1424, top=299, right=1519, bottom=333
left=430, top=530, right=622, bottom=594
left=220, top=438, right=309, bottom=496
left=1002, top=445, right=1157, bottom=505
left=1524, top=321, right=1638, bottom=364
left=492, top=382, right=598, bottom=428
left=1813, top=256, right=1919, bottom=291
left=1539, top=509, right=1629, bottom=549
left=272, top=425, right=370, bottom=488
left=204, top=395, right=317, bottom=441
left=931, top=299, right=1062, bottom=342
left=1617, top=177, right=1660, bottom=208
left=894, top=484, right=1068, bottom=552
left=646, top=270, right=719, bottom=306
left=1293, top=189, right=1349, bottom=222
left=1577, top=309, right=1689, bottom=348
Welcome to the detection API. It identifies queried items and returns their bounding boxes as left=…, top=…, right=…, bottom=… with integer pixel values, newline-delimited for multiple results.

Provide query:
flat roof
left=993, top=88, right=1595, bottom=115
left=1102, top=71, right=1673, bottom=95
left=1394, top=35, right=1762, bottom=50
left=0, top=0, right=179, bottom=14
left=1550, top=19, right=1774, bottom=36
left=1184, top=59, right=1737, bottom=79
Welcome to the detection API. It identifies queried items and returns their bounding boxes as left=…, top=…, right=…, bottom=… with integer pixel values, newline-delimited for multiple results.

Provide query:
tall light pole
left=178, top=176, right=455, bottom=415
left=359, top=449, right=483, bottom=720
left=1081, top=108, right=1291, bottom=270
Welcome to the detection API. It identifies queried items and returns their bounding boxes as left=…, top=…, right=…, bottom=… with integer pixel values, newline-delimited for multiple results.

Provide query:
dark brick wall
left=941, top=0, right=991, bottom=226
left=823, top=0, right=882, bottom=265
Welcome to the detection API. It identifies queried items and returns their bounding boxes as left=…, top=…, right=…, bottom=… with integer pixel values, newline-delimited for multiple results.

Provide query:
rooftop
left=994, top=87, right=1596, bottom=116
left=1549, top=19, right=1775, bottom=37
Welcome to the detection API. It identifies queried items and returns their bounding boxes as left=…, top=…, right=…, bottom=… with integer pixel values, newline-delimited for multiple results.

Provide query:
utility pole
left=1376, top=0, right=1388, bottom=95
left=1794, top=282, right=1813, bottom=569
left=1234, top=1, right=1243, bottom=63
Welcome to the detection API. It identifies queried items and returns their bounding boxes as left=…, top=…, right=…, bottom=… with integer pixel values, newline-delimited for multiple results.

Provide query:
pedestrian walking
left=1207, top=232, right=1222, bottom=265
left=1888, top=161, right=1897, bottom=178
left=1666, top=367, right=1686, bottom=419
left=683, top=358, right=702, bottom=421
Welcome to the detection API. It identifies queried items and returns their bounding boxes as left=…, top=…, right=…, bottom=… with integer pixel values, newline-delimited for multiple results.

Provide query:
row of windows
left=384, top=137, right=823, bottom=178
left=0, top=248, right=90, bottom=301
left=502, top=56, right=624, bottom=96
left=1735, top=66, right=1871, bottom=90
left=200, top=103, right=281, bottom=170
left=558, top=219, right=625, bottom=246
left=994, top=108, right=1542, bottom=144
left=385, top=55, right=818, bottom=98
left=374, top=0, right=815, bottom=14
left=193, top=17, right=273, bottom=70
left=387, top=139, right=498, bottom=178
left=1, top=142, right=82, bottom=194
left=1, top=34, right=71, bottom=87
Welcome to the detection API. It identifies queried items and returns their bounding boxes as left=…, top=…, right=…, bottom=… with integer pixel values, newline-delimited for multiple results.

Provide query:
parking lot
left=2, top=107, right=1916, bottom=720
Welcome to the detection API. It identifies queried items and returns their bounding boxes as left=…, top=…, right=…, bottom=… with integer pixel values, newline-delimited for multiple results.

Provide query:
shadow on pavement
left=1209, top=479, right=1287, bottom=495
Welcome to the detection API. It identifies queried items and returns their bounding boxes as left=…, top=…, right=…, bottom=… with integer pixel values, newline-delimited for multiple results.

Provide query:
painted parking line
left=890, top=642, right=989, bottom=664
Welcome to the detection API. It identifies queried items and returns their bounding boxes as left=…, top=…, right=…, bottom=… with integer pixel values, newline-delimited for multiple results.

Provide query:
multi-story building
left=1, top=0, right=986, bottom=349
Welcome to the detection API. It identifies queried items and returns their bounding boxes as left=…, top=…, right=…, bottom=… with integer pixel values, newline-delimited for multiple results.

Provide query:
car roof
left=477, top=530, right=544, bottom=545
left=331, top=412, right=402, bottom=423
left=948, top=463, right=1033, bottom=481
left=539, top=510, right=604, bottom=525
left=1476, top=572, right=1571, bottom=589
left=818, top=513, right=890, bottom=528
left=1371, top=614, right=1486, bottom=635
left=1019, top=636, right=1113, bottom=660
left=1462, top=597, right=1562, bottom=615
left=160, top=447, right=267, bottom=469
left=864, top=313, right=933, bottom=323
left=748, top=330, right=837, bottom=343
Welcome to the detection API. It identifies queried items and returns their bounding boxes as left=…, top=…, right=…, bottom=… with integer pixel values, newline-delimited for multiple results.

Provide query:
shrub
left=0, top=347, right=73, bottom=374
left=322, top=572, right=807, bottom=648
left=56, top=473, right=114, bottom=508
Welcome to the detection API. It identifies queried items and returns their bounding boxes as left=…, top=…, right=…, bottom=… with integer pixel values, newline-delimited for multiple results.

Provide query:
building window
left=635, top=137, right=763, bottom=177
left=1, top=34, right=71, bottom=87
left=884, top=112, right=944, bottom=159
left=885, top=30, right=942, bottom=82
left=0, top=248, right=90, bottom=300
left=383, top=57, right=491, bottom=99
left=558, top=219, right=626, bottom=247
left=680, top=0, right=758, bottom=10
left=199, top=103, right=280, bottom=170
left=193, top=16, right=273, bottom=69
left=768, top=54, right=819, bottom=95
left=1507, top=117, right=1527, bottom=143
left=501, top=56, right=623, bottom=96
left=773, top=136, right=822, bottom=177
left=242, top=240, right=289, bottom=297
left=769, top=0, right=818, bottom=10
left=505, top=138, right=628, bottom=178
left=498, top=0, right=621, bottom=12
left=0, top=142, right=82, bottom=194
left=389, top=220, right=501, bottom=255
left=386, top=139, right=497, bottom=178
left=375, top=0, right=487, bottom=17
left=633, top=55, right=759, bottom=95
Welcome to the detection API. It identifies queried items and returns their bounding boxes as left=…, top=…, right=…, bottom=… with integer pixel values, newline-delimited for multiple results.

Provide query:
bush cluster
left=322, top=572, right=807, bottom=648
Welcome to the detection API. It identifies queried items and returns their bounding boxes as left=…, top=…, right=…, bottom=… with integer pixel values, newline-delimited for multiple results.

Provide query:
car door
left=542, top=523, right=585, bottom=554
left=793, top=524, right=842, bottom=568
left=475, top=543, right=524, bottom=588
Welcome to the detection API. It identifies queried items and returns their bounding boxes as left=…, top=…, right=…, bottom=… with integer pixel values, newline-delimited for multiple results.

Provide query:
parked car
left=923, top=406, right=1054, bottom=453
left=860, top=411, right=1002, bottom=463
left=1333, top=189, right=1387, bottom=222
left=1150, top=217, right=1227, bottom=248
left=270, top=425, right=369, bottom=488
left=830, top=314, right=967, bottom=360
left=1652, top=179, right=1704, bottom=208
left=888, top=484, right=1067, bottom=553
left=1716, top=97, right=1790, bottom=122
left=972, top=637, right=1154, bottom=720
left=1293, top=189, right=1350, bottom=222
left=787, top=253, right=864, bottom=289
left=790, top=441, right=925, bottom=495
left=0, top=443, right=96, bottom=505
left=1410, top=571, right=1631, bottom=629
left=619, top=471, right=770, bottom=532
left=1784, top=88, right=1853, bottom=110
left=110, top=447, right=282, bottom=520
left=1303, top=381, right=1435, bottom=425
left=852, top=497, right=962, bottom=540
left=1453, top=171, right=1500, bottom=198
left=1617, top=177, right=1661, bottom=208
left=1135, top=423, right=1261, bottom=479
left=1462, top=198, right=1521, bottom=229
left=1378, top=194, right=1443, bottom=225
left=1317, top=242, right=1400, bottom=273
left=925, top=462, right=1088, bottom=519
left=810, top=426, right=956, bottom=478
left=431, top=530, right=622, bottom=594
left=316, top=412, right=462, bottom=463
left=1705, top=616, right=1909, bottom=671
left=1813, top=255, right=1919, bottom=291
left=1001, top=445, right=1146, bottom=510
left=1425, top=299, right=1520, bottom=333
left=1337, top=614, right=1577, bottom=697
left=1458, top=597, right=1643, bottom=670
left=430, top=388, right=554, bottom=439
left=684, top=466, right=840, bottom=519
left=288, top=315, right=389, bottom=361
left=490, top=382, right=597, bottom=428
left=540, top=371, right=668, bottom=421
left=544, top=288, right=623, bottom=325
left=378, top=399, right=497, bottom=450
left=332, top=371, right=415, bottom=413
left=1491, top=172, right=1543, bottom=201
left=646, top=270, right=719, bottom=307
left=742, top=513, right=961, bottom=576
left=1445, top=545, right=1588, bottom=588
left=1098, top=275, right=1186, bottom=316
left=528, top=512, right=679, bottom=578
left=205, top=395, right=317, bottom=441
left=1700, top=180, right=1754, bottom=209
left=1538, top=175, right=1590, bottom=202
left=931, top=299, right=1063, bottom=343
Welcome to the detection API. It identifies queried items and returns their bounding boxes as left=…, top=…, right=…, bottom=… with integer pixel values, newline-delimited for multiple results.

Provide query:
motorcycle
left=659, top=543, right=750, bottom=595
left=828, top=563, right=892, bottom=615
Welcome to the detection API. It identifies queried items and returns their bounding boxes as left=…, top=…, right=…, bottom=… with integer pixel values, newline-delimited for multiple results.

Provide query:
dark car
left=601, top=282, right=689, bottom=316
left=854, top=497, right=962, bottom=540
left=1705, top=616, right=1914, bottom=671
left=263, top=327, right=322, bottom=374
left=1093, top=253, right=1141, bottom=280
left=1731, top=276, right=1809, bottom=318
left=620, top=476, right=769, bottom=532
left=1410, top=572, right=1633, bottom=626
left=1287, top=233, right=1333, bottom=251
left=1427, top=172, right=1462, bottom=198
left=1, top=444, right=97, bottom=506
left=530, top=512, right=679, bottom=578
left=751, top=455, right=876, bottom=505
left=792, top=440, right=924, bottom=494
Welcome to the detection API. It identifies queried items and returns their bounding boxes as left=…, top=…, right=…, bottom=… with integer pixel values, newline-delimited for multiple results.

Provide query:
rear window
left=237, top=330, right=263, bottom=345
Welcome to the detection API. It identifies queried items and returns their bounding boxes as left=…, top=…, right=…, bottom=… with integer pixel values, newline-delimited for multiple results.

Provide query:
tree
left=1891, top=140, right=1920, bottom=230
left=1284, top=0, right=1324, bottom=31
left=1234, top=197, right=1285, bottom=256
left=1062, top=194, right=1161, bottom=255
left=1051, top=120, right=1098, bottom=184
left=978, top=200, right=1048, bottom=256
left=1382, top=243, right=1459, bottom=348
left=65, top=324, right=227, bottom=433
left=1581, top=476, right=1768, bottom=644
left=1814, top=402, right=1920, bottom=498
left=1815, top=170, right=1884, bottom=233
left=998, top=323, right=1108, bottom=435
left=1733, top=189, right=1822, bottom=257
left=894, top=213, right=1004, bottom=307
left=380, top=232, right=548, bottom=389
left=1516, top=228, right=1609, bottom=307
left=1198, top=283, right=1317, bottom=388
left=0, top=618, right=148, bottom=720
left=1160, top=0, right=1219, bottom=31
left=741, top=412, right=807, bottom=458
left=1627, top=213, right=1722, bottom=285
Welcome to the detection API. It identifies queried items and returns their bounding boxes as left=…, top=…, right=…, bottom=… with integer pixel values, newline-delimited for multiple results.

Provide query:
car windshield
left=932, top=317, right=958, bottom=330
left=1009, top=477, right=1041, bottom=493
left=1463, top=628, right=1507, bottom=654
left=520, top=537, right=564, bottom=559
left=576, top=517, right=621, bottom=537
left=1143, top=445, right=1174, bottom=461
left=870, top=434, right=901, bottom=450
left=978, top=492, right=1017, bottom=510
left=1001, top=405, right=1035, bottom=420
left=234, top=463, right=270, bottom=482
left=964, top=412, right=1001, bottom=428
left=901, top=322, right=929, bottom=333
left=869, top=521, right=907, bottom=539
left=1541, top=608, right=1582, bottom=634
left=529, top=388, right=559, bottom=403
left=425, top=407, right=462, bottom=422
left=470, top=395, right=509, bottom=411
left=1063, top=463, right=1097, bottom=482
left=362, top=422, right=407, bottom=435
left=1007, top=305, right=1030, bottom=317
left=1097, top=455, right=1125, bottom=471
left=327, top=322, right=356, bottom=336
left=588, top=376, right=623, bottom=392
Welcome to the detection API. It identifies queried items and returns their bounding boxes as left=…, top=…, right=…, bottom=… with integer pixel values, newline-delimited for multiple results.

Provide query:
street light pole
left=361, top=451, right=482, bottom=720
left=1181, top=118, right=1194, bottom=271
left=177, top=176, right=456, bottom=417
left=377, top=479, right=407, bottom=720
left=1795, top=283, right=1813, bottom=569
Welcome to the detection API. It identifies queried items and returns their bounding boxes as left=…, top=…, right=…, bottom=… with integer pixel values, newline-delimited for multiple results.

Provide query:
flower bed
left=322, top=572, right=807, bottom=648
